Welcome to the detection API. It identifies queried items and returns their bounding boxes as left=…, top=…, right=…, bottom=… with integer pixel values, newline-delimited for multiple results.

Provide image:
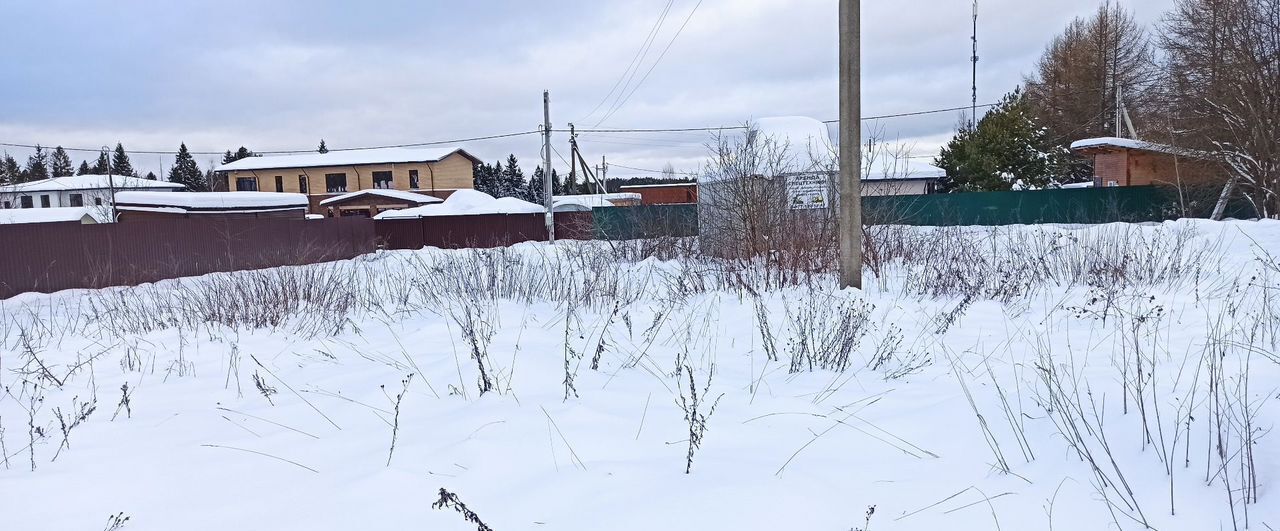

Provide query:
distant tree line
left=1, top=142, right=151, bottom=185
left=3, top=137, right=695, bottom=202
left=471, top=155, right=692, bottom=203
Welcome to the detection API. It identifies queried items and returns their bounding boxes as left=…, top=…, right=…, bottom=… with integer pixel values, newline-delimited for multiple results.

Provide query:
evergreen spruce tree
left=317, top=140, right=329, bottom=153
left=934, top=88, right=1072, bottom=192
left=474, top=160, right=502, bottom=196
left=550, top=169, right=562, bottom=196
left=222, top=146, right=255, bottom=164
left=168, top=143, right=206, bottom=191
left=111, top=143, right=135, bottom=176
left=90, top=152, right=110, bottom=174
left=1, top=154, right=21, bottom=185
left=51, top=146, right=75, bottom=177
left=527, top=166, right=547, bottom=204
left=563, top=168, right=579, bottom=196
left=76, top=161, right=92, bottom=175
left=144, top=171, right=157, bottom=180
left=498, top=154, right=525, bottom=198
left=23, top=145, right=49, bottom=182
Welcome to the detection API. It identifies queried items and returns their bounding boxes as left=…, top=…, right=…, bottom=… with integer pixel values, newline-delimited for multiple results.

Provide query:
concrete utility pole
left=838, top=0, right=862, bottom=289
left=543, top=90, right=555, bottom=244
left=104, top=146, right=118, bottom=222
left=599, top=155, right=607, bottom=193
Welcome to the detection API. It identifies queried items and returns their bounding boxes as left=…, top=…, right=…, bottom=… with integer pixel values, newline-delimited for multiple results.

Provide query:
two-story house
left=217, top=147, right=480, bottom=215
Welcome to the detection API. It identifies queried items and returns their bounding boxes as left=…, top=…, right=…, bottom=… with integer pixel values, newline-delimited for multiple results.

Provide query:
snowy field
left=1, top=220, right=1278, bottom=530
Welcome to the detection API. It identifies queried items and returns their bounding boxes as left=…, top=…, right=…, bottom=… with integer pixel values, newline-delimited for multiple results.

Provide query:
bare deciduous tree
left=1025, top=1, right=1158, bottom=179
left=1161, top=0, right=1280, bottom=218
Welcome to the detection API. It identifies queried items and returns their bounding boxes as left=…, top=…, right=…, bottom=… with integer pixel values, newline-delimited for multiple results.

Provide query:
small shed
left=318, top=189, right=443, bottom=218
left=115, top=191, right=309, bottom=221
left=1070, top=137, right=1224, bottom=188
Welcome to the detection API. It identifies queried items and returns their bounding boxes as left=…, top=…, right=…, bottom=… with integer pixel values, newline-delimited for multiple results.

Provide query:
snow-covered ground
left=1, top=220, right=1278, bottom=530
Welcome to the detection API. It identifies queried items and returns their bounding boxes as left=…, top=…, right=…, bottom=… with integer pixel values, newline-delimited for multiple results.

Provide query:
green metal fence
left=863, top=185, right=1254, bottom=226
left=592, top=186, right=1253, bottom=239
left=592, top=204, right=699, bottom=239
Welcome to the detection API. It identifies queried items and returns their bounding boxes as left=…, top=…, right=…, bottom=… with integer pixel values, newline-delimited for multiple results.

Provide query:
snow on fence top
left=375, top=189, right=544, bottom=219
left=552, top=193, right=641, bottom=209
left=215, top=147, right=479, bottom=172
left=115, top=191, right=309, bottom=212
left=2, top=175, right=185, bottom=193
left=0, top=206, right=104, bottom=225
left=318, top=189, right=444, bottom=207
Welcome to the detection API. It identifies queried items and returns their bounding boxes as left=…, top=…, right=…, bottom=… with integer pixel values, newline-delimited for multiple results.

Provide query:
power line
left=0, top=130, right=541, bottom=159
left=824, top=103, right=999, bottom=123
left=0, top=142, right=224, bottom=156
left=258, top=130, right=540, bottom=154
left=594, top=0, right=704, bottom=127
left=580, top=0, right=675, bottom=124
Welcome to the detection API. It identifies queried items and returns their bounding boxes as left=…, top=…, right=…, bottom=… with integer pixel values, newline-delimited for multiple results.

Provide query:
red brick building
left=618, top=183, right=698, bottom=205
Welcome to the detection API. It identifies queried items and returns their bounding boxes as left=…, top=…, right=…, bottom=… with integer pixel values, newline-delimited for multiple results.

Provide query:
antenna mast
left=970, top=0, right=978, bottom=128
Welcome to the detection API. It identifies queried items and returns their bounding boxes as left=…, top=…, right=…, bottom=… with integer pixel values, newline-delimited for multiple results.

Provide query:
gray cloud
left=0, top=0, right=1175, bottom=178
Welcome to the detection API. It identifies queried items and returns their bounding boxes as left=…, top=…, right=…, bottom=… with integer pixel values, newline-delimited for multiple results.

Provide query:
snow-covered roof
left=618, top=182, right=696, bottom=189
left=0, top=207, right=103, bottom=225
left=216, top=147, right=480, bottom=172
left=3, top=175, right=184, bottom=193
left=1060, top=181, right=1095, bottom=189
left=318, top=189, right=444, bottom=207
left=375, top=189, right=545, bottom=219
left=1069, top=137, right=1208, bottom=158
left=552, top=193, right=641, bottom=209
left=552, top=203, right=592, bottom=212
left=115, top=191, right=309, bottom=212
left=864, top=162, right=946, bottom=182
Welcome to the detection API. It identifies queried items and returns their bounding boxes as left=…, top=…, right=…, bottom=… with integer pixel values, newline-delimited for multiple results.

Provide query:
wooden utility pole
left=543, top=90, right=555, bottom=244
left=838, top=0, right=862, bottom=289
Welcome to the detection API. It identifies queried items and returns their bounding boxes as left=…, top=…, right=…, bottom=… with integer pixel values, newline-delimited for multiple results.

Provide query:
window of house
left=299, top=175, right=308, bottom=194
left=409, top=170, right=420, bottom=189
left=95, top=198, right=103, bottom=206
left=20, top=196, right=33, bottom=208
left=325, top=173, right=348, bottom=193
left=275, top=175, right=284, bottom=192
left=236, top=177, right=258, bottom=191
left=40, top=195, right=50, bottom=208
left=69, top=194, right=84, bottom=207
left=3, top=200, right=10, bottom=209
left=372, top=171, right=393, bottom=189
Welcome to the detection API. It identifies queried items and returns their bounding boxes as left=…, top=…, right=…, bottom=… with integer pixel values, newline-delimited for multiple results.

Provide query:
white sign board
left=787, top=173, right=830, bottom=210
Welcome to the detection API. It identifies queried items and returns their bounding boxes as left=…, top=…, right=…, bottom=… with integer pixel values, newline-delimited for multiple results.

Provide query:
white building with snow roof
left=0, top=174, right=184, bottom=211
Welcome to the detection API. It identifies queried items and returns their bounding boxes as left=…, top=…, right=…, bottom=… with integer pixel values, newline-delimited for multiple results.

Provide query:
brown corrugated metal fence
left=2, top=211, right=609, bottom=299
left=0, top=217, right=375, bottom=299
left=376, top=212, right=596, bottom=250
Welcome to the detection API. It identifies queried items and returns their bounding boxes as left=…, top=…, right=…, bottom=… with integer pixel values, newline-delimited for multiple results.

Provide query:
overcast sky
left=0, top=0, right=1174, bottom=179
